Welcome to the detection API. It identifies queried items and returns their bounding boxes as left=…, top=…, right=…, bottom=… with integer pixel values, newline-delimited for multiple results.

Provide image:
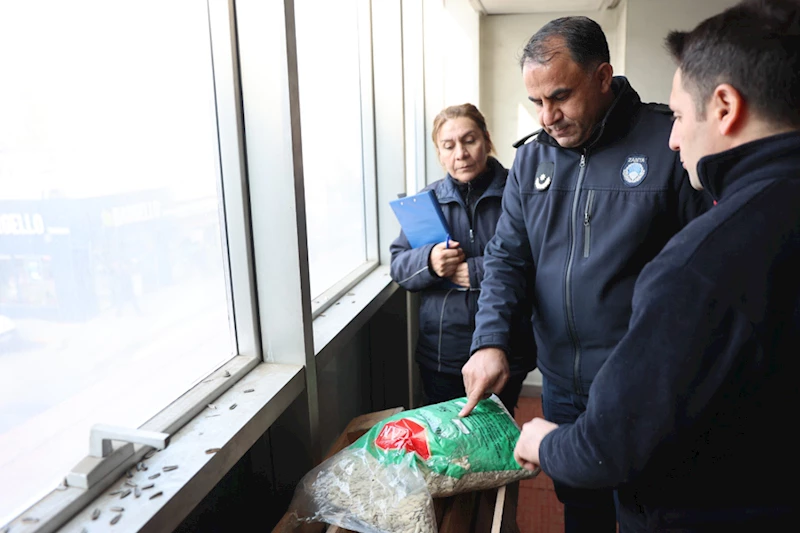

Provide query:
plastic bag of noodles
left=289, top=447, right=437, bottom=533
left=288, top=395, right=536, bottom=533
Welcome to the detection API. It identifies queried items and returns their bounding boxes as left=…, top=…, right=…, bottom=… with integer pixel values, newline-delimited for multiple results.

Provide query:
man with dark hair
left=512, top=1, right=800, bottom=530
left=458, top=15, right=709, bottom=533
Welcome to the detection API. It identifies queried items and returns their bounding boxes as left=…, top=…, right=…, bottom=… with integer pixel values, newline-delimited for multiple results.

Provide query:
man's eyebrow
left=547, top=87, right=571, bottom=99
left=528, top=87, right=571, bottom=102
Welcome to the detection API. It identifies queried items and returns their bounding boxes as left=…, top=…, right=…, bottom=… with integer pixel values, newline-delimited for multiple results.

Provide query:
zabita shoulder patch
left=621, top=155, right=648, bottom=187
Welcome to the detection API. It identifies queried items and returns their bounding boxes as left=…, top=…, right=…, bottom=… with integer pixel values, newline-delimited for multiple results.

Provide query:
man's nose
left=540, top=103, right=562, bottom=127
left=668, top=122, right=680, bottom=152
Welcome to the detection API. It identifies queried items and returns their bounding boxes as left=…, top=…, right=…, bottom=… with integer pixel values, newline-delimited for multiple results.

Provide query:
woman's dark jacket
left=390, top=157, right=536, bottom=377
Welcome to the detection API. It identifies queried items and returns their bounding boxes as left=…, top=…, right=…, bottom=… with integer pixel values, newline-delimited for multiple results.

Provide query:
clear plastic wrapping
left=289, top=448, right=437, bottom=533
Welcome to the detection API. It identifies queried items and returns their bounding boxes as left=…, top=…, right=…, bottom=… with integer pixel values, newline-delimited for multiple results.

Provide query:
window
left=294, top=0, right=375, bottom=301
left=0, top=0, right=233, bottom=522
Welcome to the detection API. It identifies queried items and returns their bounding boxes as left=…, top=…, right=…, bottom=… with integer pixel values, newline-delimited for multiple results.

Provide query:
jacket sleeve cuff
left=392, top=243, right=441, bottom=290
left=419, top=243, right=440, bottom=280
left=467, top=256, right=483, bottom=289
left=538, top=428, right=558, bottom=478
left=538, top=424, right=620, bottom=490
left=538, top=426, right=582, bottom=487
left=470, top=333, right=510, bottom=356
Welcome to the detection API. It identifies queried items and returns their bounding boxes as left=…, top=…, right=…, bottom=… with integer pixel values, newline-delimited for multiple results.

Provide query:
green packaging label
left=349, top=396, right=525, bottom=479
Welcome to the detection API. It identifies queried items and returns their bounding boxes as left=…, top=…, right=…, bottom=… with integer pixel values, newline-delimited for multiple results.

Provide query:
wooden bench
left=272, top=407, right=523, bottom=533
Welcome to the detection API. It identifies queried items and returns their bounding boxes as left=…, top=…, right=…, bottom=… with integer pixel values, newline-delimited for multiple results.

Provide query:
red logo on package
left=375, top=419, right=431, bottom=460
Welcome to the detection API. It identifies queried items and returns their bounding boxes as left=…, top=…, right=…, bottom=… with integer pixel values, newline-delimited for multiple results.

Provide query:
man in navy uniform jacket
left=512, top=1, right=800, bottom=530
left=460, top=15, right=709, bottom=533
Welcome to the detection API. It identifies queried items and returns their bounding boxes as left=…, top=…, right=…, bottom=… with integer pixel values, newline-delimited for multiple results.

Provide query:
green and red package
left=349, top=395, right=537, bottom=497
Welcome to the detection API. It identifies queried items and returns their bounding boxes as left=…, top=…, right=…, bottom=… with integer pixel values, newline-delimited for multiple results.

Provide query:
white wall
left=480, top=8, right=626, bottom=167
left=610, top=0, right=627, bottom=75
left=443, top=0, right=482, bottom=106
left=423, top=0, right=482, bottom=185
left=624, top=0, right=740, bottom=104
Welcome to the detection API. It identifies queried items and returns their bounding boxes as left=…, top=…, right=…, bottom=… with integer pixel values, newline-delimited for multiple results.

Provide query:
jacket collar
left=536, top=76, right=642, bottom=151
left=698, top=131, right=800, bottom=202
left=436, top=156, right=507, bottom=203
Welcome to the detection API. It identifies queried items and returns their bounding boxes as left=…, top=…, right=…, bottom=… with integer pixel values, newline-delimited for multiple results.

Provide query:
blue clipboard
left=389, top=189, right=451, bottom=249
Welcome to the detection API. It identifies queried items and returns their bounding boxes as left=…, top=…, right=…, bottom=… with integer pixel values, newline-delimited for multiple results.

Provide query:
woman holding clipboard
left=390, top=103, right=535, bottom=415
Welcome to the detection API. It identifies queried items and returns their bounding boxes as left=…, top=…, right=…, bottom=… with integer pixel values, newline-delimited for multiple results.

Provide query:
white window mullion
left=359, top=0, right=379, bottom=264
left=208, top=0, right=261, bottom=360
left=235, top=0, right=320, bottom=458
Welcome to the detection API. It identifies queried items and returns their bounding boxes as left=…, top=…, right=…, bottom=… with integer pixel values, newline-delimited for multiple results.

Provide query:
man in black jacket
left=459, top=16, right=709, bottom=533
left=513, top=1, right=800, bottom=530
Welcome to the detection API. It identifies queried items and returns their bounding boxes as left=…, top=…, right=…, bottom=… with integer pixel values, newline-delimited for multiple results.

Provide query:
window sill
left=40, top=362, right=305, bottom=533
left=312, top=264, right=397, bottom=369
left=9, top=266, right=397, bottom=533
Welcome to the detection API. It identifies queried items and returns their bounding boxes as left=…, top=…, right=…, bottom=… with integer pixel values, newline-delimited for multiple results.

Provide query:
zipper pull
left=580, top=154, right=586, bottom=168
left=469, top=228, right=474, bottom=243
left=584, top=191, right=592, bottom=226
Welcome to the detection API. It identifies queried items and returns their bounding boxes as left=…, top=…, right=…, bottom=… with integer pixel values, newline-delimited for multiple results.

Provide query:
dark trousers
left=542, top=376, right=618, bottom=533
left=418, top=365, right=526, bottom=416
left=617, top=490, right=796, bottom=532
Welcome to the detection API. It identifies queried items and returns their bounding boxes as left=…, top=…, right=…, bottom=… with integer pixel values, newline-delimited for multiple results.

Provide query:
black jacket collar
left=697, top=131, right=800, bottom=202
left=437, top=156, right=506, bottom=203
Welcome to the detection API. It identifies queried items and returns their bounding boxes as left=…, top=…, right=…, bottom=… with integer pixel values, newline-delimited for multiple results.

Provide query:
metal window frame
left=306, top=0, right=380, bottom=319
left=3, top=0, right=413, bottom=529
left=2, top=1, right=263, bottom=530
left=234, top=0, right=321, bottom=459
left=359, top=0, right=380, bottom=266
left=212, top=0, right=262, bottom=361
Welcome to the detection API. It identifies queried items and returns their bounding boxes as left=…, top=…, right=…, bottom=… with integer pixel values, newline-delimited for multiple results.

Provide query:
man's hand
left=459, top=347, right=509, bottom=417
left=448, top=262, right=470, bottom=287
left=514, top=418, right=558, bottom=471
left=429, top=241, right=465, bottom=278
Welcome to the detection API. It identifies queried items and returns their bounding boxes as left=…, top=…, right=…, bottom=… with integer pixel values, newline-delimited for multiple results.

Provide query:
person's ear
left=710, top=83, right=744, bottom=136
left=483, top=131, right=494, bottom=155
left=595, top=62, right=614, bottom=92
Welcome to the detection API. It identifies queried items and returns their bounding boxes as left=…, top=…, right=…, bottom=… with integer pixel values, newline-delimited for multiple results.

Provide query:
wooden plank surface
left=493, top=482, right=521, bottom=533
left=473, top=487, right=499, bottom=533
left=438, top=492, right=479, bottom=533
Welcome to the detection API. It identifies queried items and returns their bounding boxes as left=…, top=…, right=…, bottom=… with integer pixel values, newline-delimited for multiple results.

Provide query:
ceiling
left=473, top=0, right=621, bottom=15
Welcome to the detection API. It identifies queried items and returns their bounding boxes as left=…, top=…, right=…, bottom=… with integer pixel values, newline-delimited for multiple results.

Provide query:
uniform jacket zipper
left=565, top=152, right=588, bottom=394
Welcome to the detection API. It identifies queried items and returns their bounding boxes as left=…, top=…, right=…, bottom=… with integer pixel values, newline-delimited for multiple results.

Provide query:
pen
left=446, top=234, right=450, bottom=249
